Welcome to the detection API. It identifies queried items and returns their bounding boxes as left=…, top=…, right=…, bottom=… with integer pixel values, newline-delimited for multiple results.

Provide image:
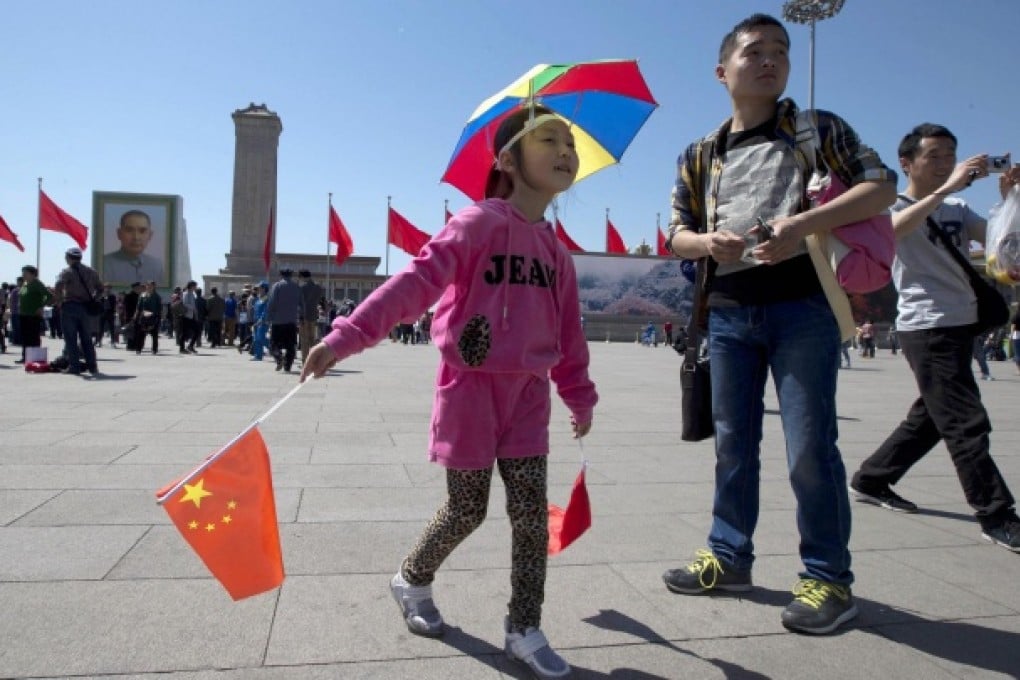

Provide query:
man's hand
left=752, top=216, right=806, bottom=265
left=705, top=231, right=746, bottom=264
left=999, top=163, right=1020, bottom=200
left=937, top=154, right=990, bottom=195
left=299, top=342, right=338, bottom=382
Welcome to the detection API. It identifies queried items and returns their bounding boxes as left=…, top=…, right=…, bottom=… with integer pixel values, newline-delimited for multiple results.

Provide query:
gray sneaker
left=781, top=578, right=858, bottom=635
left=389, top=571, right=444, bottom=637
left=504, top=617, right=571, bottom=679
left=663, top=549, right=752, bottom=595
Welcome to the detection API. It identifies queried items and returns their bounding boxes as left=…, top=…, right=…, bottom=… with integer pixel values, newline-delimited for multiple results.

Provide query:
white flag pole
left=156, top=380, right=307, bottom=504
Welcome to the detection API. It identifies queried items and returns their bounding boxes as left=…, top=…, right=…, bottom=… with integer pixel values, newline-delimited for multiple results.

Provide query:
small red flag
left=157, top=426, right=284, bottom=600
left=606, top=218, right=627, bottom=254
left=548, top=465, right=591, bottom=555
left=657, top=228, right=670, bottom=256
left=39, top=190, right=88, bottom=249
left=262, top=207, right=274, bottom=274
left=388, top=207, right=431, bottom=256
left=328, top=205, right=354, bottom=266
left=555, top=220, right=584, bottom=253
left=0, top=213, right=25, bottom=252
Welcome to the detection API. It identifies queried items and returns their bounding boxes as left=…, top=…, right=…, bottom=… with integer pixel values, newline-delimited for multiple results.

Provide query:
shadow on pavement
left=745, top=587, right=1020, bottom=676
left=439, top=622, right=675, bottom=679
left=583, top=609, right=771, bottom=679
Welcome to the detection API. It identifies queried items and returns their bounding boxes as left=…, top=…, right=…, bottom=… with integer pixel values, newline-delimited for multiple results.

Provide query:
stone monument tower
left=221, top=102, right=282, bottom=276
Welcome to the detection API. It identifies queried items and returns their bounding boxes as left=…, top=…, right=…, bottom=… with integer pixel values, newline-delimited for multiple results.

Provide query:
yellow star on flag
left=188, top=520, right=199, bottom=530
left=179, top=479, right=213, bottom=509
left=205, top=523, right=216, bottom=532
left=222, top=515, right=232, bottom=524
left=227, top=500, right=237, bottom=510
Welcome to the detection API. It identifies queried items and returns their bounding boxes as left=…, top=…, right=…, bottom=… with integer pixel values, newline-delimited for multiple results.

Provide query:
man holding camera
left=850, top=124, right=1020, bottom=553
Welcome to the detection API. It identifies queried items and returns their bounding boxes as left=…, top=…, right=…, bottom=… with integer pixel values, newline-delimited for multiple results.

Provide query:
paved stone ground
left=1, top=335, right=1018, bottom=679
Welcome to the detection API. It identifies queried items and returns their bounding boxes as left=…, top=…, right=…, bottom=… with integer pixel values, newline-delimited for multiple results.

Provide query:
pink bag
left=807, top=171, right=896, bottom=294
left=798, top=111, right=896, bottom=294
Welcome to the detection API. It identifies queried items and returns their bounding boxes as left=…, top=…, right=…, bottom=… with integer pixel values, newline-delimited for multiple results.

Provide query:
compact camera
left=988, top=154, right=1012, bottom=173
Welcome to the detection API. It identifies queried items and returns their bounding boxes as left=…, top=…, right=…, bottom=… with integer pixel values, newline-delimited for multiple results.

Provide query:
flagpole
left=444, top=199, right=449, bottom=223
left=656, top=212, right=661, bottom=248
left=156, top=381, right=307, bottom=504
left=605, top=207, right=610, bottom=252
left=326, top=193, right=332, bottom=302
left=36, top=177, right=42, bottom=271
left=385, top=195, right=391, bottom=277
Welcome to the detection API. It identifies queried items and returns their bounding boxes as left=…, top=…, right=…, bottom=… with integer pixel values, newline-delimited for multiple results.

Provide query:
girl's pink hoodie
left=322, top=198, right=597, bottom=425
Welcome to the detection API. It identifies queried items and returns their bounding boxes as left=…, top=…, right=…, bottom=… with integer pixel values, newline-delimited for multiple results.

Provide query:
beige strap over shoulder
left=796, top=110, right=856, bottom=343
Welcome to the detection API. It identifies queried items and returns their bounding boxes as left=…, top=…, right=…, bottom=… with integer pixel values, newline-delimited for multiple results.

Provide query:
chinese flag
left=657, top=228, right=670, bottom=256
left=0, top=213, right=25, bottom=252
left=262, top=207, right=274, bottom=274
left=555, top=220, right=584, bottom=253
left=328, top=205, right=354, bottom=266
left=388, top=207, right=431, bottom=256
left=547, top=465, right=591, bottom=555
left=39, top=190, right=88, bottom=249
left=606, top=219, right=627, bottom=254
left=157, top=427, right=284, bottom=600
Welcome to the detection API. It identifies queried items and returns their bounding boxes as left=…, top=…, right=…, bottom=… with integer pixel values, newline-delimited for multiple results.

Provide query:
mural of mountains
left=574, top=255, right=693, bottom=317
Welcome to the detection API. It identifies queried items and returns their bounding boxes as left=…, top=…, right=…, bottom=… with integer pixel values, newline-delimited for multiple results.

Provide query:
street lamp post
left=781, top=0, right=845, bottom=111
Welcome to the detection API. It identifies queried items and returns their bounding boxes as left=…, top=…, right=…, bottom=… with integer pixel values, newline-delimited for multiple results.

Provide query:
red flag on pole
left=0, top=213, right=25, bottom=252
left=657, top=228, right=670, bottom=256
left=606, top=218, right=627, bottom=254
left=156, top=426, right=284, bottom=600
left=39, top=190, right=88, bottom=249
left=388, top=207, right=431, bottom=256
left=328, top=205, right=354, bottom=266
left=555, top=220, right=584, bottom=253
left=262, top=207, right=274, bottom=274
left=548, top=464, right=592, bottom=555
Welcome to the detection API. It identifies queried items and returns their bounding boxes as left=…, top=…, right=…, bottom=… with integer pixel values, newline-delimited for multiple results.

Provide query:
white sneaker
left=389, top=571, right=443, bottom=637
left=504, top=616, right=571, bottom=678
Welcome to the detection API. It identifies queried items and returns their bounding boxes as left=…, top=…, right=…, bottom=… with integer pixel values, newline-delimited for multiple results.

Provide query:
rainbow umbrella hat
left=441, top=59, right=658, bottom=201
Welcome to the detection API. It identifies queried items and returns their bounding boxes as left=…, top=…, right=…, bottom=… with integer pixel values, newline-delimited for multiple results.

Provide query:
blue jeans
left=61, top=302, right=98, bottom=373
left=707, top=293, right=852, bottom=585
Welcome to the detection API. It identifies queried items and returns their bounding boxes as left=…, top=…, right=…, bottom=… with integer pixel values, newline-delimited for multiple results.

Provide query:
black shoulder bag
left=681, top=139, right=717, bottom=442
left=925, top=215, right=1009, bottom=336
left=72, top=266, right=102, bottom=316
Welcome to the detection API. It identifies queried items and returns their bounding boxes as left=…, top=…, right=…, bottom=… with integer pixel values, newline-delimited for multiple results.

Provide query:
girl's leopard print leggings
left=402, top=455, right=548, bottom=629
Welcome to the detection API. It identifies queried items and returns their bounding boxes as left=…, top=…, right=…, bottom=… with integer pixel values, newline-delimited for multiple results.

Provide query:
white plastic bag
left=985, top=185, right=1020, bottom=284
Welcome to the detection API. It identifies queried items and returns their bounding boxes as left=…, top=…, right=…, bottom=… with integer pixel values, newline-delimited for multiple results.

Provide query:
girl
left=301, top=105, right=596, bottom=679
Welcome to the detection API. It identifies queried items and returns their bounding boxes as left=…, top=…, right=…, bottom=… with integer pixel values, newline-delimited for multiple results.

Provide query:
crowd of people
left=0, top=256, right=364, bottom=376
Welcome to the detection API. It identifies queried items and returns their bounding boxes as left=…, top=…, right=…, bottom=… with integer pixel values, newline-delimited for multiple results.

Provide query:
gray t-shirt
left=893, top=195, right=984, bottom=330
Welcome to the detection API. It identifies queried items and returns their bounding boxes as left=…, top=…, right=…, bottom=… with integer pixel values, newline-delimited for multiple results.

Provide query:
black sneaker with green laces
left=781, top=578, right=858, bottom=635
left=663, top=549, right=752, bottom=595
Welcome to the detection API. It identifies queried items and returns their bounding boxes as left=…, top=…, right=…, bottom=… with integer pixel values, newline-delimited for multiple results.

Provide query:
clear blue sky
left=2, top=0, right=1018, bottom=286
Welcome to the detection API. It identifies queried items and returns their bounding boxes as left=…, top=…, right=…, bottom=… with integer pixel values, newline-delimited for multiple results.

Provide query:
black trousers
left=853, top=326, right=1015, bottom=526
left=19, top=315, right=42, bottom=361
left=271, top=323, right=297, bottom=369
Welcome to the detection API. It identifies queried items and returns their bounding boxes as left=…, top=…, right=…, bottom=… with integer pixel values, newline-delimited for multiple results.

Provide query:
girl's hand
left=572, top=420, right=592, bottom=439
left=299, top=342, right=338, bottom=382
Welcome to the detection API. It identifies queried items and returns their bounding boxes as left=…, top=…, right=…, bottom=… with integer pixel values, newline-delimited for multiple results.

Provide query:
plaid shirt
left=667, top=98, right=896, bottom=250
